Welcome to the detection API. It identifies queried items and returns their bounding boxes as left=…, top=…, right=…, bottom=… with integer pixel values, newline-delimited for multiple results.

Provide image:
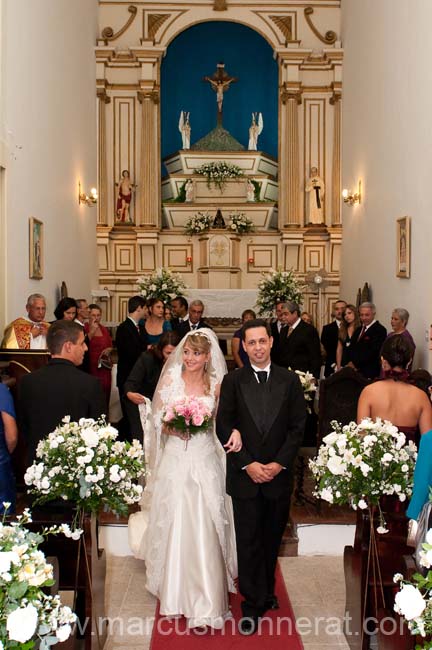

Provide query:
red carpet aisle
left=149, top=563, right=303, bottom=649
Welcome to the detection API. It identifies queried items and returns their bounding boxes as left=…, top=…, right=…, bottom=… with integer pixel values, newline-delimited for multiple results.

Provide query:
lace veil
left=128, top=328, right=228, bottom=558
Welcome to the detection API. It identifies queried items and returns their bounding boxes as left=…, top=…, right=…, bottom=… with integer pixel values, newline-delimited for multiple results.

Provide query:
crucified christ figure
left=203, top=62, right=237, bottom=123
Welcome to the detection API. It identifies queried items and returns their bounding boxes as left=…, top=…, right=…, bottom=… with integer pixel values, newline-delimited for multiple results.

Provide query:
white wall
left=0, top=0, right=99, bottom=326
left=341, top=0, right=432, bottom=369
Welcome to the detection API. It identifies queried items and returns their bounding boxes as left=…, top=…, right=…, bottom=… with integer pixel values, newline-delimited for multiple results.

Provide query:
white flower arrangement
left=194, top=161, right=243, bottom=192
left=227, top=211, right=254, bottom=234
left=255, top=268, right=305, bottom=316
left=292, top=370, right=316, bottom=411
left=184, top=212, right=212, bottom=236
left=394, top=528, right=432, bottom=643
left=0, top=507, right=78, bottom=650
left=24, top=417, right=145, bottom=528
left=137, top=267, right=188, bottom=303
left=309, top=418, right=417, bottom=532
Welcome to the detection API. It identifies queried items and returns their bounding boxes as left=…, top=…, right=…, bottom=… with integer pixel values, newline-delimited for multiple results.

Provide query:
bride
left=129, top=329, right=240, bottom=629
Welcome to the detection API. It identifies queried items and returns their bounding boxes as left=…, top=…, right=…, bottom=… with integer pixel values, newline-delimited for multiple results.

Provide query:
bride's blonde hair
left=184, top=332, right=211, bottom=395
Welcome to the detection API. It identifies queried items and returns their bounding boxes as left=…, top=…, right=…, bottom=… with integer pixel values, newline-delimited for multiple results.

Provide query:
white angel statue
left=178, top=110, right=191, bottom=150
left=248, top=112, right=263, bottom=151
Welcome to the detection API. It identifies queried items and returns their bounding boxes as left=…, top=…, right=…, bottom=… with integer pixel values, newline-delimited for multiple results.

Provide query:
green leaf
left=8, top=580, right=29, bottom=599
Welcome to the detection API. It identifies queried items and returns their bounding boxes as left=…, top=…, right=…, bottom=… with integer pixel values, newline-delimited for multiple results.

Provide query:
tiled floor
left=103, top=555, right=350, bottom=650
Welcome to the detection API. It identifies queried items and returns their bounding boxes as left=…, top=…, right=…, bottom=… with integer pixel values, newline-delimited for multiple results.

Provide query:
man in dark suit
left=278, top=301, right=322, bottom=378
left=170, top=296, right=188, bottom=331
left=217, top=319, right=307, bottom=634
left=321, top=299, right=347, bottom=377
left=176, top=300, right=212, bottom=339
left=115, top=296, right=148, bottom=439
left=348, top=302, right=387, bottom=379
left=19, top=320, right=106, bottom=463
left=270, top=302, right=286, bottom=366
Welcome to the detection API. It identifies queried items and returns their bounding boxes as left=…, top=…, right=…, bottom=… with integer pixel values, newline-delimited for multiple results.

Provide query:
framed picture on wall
left=29, top=217, right=43, bottom=279
left=396, top=216, right=410, bottom=278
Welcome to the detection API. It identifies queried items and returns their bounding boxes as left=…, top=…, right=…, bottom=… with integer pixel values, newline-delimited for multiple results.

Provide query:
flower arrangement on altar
left=255, top=268, right=305, bottom=316
left=137, top=267, right=188, bottom=303
left=184, top=212, right=212, bottom=236
left=309, top=418, right=417, bottom=533
left=24, top=417, right=145, bottom=529
left=227, top=211, right=254, bottom=234
left=292, top=369, right=316, bottom=411
left=394, top=529, right=432, bottom=644
left=0, top=507, right=78, bottom=650
left=194, top=161, right=243, bottom=192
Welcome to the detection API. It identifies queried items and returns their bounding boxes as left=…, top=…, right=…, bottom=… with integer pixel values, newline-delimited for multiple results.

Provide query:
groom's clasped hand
left=245, top=461, right=283, bottom=483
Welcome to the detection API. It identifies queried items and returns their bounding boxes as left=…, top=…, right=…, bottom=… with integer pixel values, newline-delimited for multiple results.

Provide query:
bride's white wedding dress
left=129, top=368, right=237, bottom=629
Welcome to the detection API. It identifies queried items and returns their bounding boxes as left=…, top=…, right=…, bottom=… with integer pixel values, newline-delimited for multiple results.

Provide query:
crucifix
left=203, top=62, right=237, bottom=126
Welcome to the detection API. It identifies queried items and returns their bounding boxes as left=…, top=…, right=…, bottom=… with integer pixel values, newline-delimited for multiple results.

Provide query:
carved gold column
left=330, top=89, right=342, bottom=225
left=97, top=88, right=110, bottom=225
left=138, top=87, right=160, bottom=227
left=280, top=84, right=302, bottom=227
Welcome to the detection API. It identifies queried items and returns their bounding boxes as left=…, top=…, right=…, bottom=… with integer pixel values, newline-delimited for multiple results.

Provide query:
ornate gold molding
left=280, top=84, right=302, bottom=105
left=269, top=15, right=293, bottom=44
left=329, top=91, right=341, bottom=105
left=148, top=14, right=170, bottom=40
left=99, top=5, right=138, bottom=45
left=138, top=88, right=160, bottom=105
left=304, top=7, right=337, bottom=45
left=96, top=88, right=111, bottom=104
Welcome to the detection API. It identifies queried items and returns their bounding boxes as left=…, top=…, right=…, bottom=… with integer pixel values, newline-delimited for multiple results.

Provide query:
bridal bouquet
left=24, top=417, right=145, bottom=527
left=0, top=507, right=77, bottom=650
left=309, top=418, right=417, bottom=532
left=394, top=529, right=432, bottom=643
left=163, top=396, right=213, bottom=444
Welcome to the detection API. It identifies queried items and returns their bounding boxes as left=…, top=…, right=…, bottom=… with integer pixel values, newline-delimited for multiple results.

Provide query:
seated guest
left=144, top=298, right=172, bottom=347
left=335, top=304, right=360, bottom=370
left=177, top=300, right=212, bottom=338
left=19, top=320, right=106, bottom=462
left=348, top=302, right=387, bottom=379
left=124, top=331, right=180, bottom=440
left=2, top=293, right=50, bottom=349
left=321, top=299, right=347, bottom=377
left=232, top=309, right=256, bottom=368
left=86, top=303, right=113, bottom=407
left=270, top=302, right=285, bottom=366
left=170, top=296, right=188, bottom=331
left=279, top=301, right=321, bottom=378
left=53, top=297, right=78, bottom=321
left=357, top=335, right=432, bottom=444
left=0, top=383, right=18, bottom=514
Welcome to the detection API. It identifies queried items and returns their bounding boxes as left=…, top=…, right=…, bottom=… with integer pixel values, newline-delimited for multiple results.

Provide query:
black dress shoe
left=265, top=595, right=280, bottom=610
left=238, top=616, right=260, bottom=635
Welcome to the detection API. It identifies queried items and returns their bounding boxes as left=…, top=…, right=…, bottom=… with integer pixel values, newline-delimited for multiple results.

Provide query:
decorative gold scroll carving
left=213, top=0, right=227, bottom=11
left=148, top=14, right=170, bottom=40
left=280, top=84, right=302, bottom=105
left=138, top=88, right=160, bottom=105
left=100, top=5, right=138, bottom=45
left=96, top=88, right=111, bottom=104
left=269, top=16, right=293, bottom=44
left=304, top=7, right=337, bottom=45
left=329, top=91, right=341, bottom=105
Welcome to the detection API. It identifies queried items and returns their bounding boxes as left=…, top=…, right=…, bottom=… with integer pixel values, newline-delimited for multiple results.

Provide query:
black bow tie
left=255, top=370, right=268, bottom=384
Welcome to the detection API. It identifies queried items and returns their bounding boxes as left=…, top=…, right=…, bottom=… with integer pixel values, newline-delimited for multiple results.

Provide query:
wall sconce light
left=342, top=181, right=361, bottom=206
left=248, top=257, right=254, bottom=264
left=186, top=256, right=192, bottom=265
left=78, top=181, right=98, bottom=206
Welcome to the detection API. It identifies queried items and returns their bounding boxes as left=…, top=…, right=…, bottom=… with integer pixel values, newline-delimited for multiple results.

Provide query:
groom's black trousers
left=232, top=490, right=291, bottom=618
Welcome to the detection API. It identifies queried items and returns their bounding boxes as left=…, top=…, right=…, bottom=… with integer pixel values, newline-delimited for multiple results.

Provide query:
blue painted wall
left=160, top=21, right=278, bottom=168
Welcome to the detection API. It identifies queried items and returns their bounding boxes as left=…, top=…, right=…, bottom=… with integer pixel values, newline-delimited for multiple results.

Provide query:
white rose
left=394, top=584, right=426, bottom=620
left=377, top=526, right=389, bottom=534
left=322, top=432, right=339, bottom=445
left=320, top=488, right=334, bottom=503
left=0, top=551, right=20, bottom=573
left=80, top=428, right=99, bottom=448
left=327, top=456, right=347, bottom=476
left=7, top=604, right=38, bottom=642
left=382, top=452, right=393, bottom=464
left=358, top=499, right=368, bottom=510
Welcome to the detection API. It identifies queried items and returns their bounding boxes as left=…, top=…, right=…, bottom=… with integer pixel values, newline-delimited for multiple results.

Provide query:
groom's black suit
left=216, top=364, right=307, bottom=619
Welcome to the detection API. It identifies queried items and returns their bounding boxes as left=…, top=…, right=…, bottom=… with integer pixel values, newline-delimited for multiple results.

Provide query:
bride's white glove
left=224, top=428, right=242, bottom=453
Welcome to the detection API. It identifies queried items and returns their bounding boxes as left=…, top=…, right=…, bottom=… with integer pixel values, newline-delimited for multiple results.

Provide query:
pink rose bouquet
left=163, top=396, right=213, bottom=443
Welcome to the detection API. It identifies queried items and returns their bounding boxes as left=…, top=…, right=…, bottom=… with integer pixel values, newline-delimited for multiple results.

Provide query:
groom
left=217, top=319, right=307, bottom=634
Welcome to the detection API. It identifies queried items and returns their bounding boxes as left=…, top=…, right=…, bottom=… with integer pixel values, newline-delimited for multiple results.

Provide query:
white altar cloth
left=186, top=289, right=258, bottom=318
